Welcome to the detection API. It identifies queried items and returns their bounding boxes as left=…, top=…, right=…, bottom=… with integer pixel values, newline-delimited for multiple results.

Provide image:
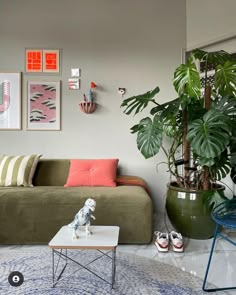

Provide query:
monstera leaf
left=187, top=100, right=206, bottom=122
left=208, top=150, right=231, bottom=180
left=202, top=190, right=226, bottom=210
left=130, top=115, right=163, bottom=159
left=192, top=49, right=232, bottom=65
left=187, top=109, right=232, bottom=159
left=150, top=97, right=180, bottom=115
left=121, top=86, right=160, bottom=115
left=215, top=61, right=236, bottom=96
left=150, top=97, right=182, bottom=137
left=231, top=167, right=236, bottom=184
left=230, top=128, right=236, bottom=165
left=211, top=96, right=236, bottom=117
left=173, top=58, right=201, bottom=99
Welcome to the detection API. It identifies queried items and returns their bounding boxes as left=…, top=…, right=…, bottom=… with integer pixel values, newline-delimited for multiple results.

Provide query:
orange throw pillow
left=64, top=159, right=119, bottom=187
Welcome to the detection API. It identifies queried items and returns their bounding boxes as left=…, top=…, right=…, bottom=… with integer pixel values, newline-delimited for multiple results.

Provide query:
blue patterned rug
left=0, top=246, right=214, bottom=294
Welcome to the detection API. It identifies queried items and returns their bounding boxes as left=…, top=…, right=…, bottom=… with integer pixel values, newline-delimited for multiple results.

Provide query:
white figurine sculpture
left=68, top=198, right=96, bottom=239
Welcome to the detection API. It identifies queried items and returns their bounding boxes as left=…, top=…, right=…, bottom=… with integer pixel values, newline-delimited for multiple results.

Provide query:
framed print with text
left=0, top=72, right=21, bottom=130
left=27, top=81, right=60, bottom=130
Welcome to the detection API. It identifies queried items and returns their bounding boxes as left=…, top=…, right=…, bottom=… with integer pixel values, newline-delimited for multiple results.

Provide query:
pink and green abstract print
left=30, top=83, right=56, bottom=123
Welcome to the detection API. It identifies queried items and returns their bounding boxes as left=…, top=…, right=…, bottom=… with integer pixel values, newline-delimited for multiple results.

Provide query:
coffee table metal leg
left=112, top=247, right=116, bottom=288
left=52, top=247, right=117, bottom=289
left=52, top=249, right=68, bottom=288
left=52, top=249, right=55, bottom=286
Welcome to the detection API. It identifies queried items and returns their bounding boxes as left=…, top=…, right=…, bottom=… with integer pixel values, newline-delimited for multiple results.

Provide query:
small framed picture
left=0, top=72, right=21, bottom=130
left=27, top=81, right=61, bottom=130
left=71, top=68, right=81, bottom=77
left=68, top=78, right=80, bottom=90
left=42, top=49, right=60, bottom=73
left=25, top=49, right=43, bottom=73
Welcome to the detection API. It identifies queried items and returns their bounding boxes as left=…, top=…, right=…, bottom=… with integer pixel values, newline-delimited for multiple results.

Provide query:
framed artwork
left=42, top=49, right=60, bottom=73
left=27, top=81, right=61, bottom=130
left=71, top=68, right=81, bottom=77
left=25, top=49, right=60, bottom=73
left=0, top=72, right=21, bottom=130
left=25, top=49, right=43, bottom=72
left=68, top=78, right=80, bottom=90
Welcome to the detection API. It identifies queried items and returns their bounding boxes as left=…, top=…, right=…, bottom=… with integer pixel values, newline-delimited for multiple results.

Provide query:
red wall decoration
left=25, top=49, right=60, bottom=73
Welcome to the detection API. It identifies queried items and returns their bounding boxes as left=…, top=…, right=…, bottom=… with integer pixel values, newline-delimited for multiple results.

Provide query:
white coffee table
left=48, top=225, right=120, bottom=289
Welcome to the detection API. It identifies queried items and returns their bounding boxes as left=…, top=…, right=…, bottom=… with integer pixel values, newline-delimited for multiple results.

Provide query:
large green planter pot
left=166, top=182, right=221, bottom=239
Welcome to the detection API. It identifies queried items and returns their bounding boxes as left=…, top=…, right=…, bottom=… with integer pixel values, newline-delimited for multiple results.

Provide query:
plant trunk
left=203, top=85, right=211, bottom=190
left=183, top=108, right=190, bottom=187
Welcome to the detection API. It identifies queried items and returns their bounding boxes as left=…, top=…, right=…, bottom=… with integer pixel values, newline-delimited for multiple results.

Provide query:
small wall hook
left=118, top=88, right=126, bottom=97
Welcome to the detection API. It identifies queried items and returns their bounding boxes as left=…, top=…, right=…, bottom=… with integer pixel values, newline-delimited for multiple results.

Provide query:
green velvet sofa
left=0, top=159, right=153, bottom=244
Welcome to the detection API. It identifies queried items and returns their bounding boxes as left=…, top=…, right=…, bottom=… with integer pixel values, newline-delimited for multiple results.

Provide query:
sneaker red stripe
left=156, top=242, right=168, bottom=249
left=173, top=244, right=183, bottom=249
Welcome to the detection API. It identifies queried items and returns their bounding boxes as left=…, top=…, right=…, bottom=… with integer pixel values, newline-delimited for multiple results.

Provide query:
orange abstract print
left=26, top=50, right=42, bottom=72
left=43, top=50, right=59, bottom=72
left=44, top=53, right=57, bottom=70
left=25, top=49, right=60, bottom=73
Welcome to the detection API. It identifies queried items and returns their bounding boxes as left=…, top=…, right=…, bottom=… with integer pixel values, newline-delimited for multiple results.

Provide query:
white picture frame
left=0, top=72, right=21, bottom=130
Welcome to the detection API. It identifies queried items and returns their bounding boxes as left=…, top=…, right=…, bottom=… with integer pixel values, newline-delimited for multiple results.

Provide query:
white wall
left=0, top=0, right=186, bottom=212
left=187, top=0, right=236, bottom=50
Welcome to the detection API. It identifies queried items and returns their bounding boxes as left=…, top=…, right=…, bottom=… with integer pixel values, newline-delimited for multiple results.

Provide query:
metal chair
left=202, top=198, right=236, bottom=292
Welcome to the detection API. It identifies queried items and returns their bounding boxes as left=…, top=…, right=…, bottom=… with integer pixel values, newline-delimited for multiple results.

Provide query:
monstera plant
left=121, top=49, right=236, bottom=238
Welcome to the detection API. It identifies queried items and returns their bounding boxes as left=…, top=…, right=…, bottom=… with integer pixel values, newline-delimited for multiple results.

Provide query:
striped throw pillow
left=0, top=154, right=42, bottom=187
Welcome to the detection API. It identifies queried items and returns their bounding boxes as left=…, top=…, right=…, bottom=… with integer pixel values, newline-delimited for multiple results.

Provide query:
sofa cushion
left=0, top=154, right=41, bottom=187
left=33, top=159, right=70, bottom=186
left=64, top=158, right=119, bottom=187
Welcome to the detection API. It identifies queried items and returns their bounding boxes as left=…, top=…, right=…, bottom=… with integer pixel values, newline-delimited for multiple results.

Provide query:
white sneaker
left=169, top=231, right=184, bottom=252
left=154, top=231, right=169, bottom=252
